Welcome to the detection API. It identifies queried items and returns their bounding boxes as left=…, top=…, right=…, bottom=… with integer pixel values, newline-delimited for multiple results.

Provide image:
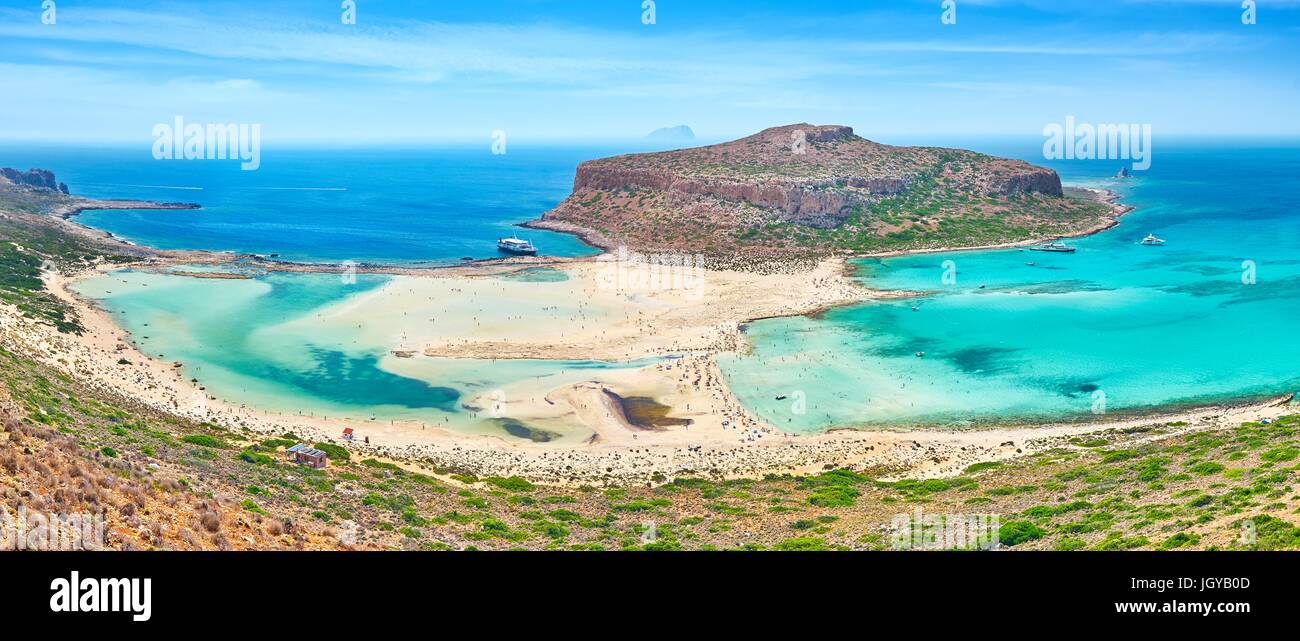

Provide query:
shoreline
left=51, top=182, right=1130, bottom=278
left=5, top=180, right=1294, bottom=484
left=853, top=186, right=1133, bottom=259
left=5, top=274, right=1293, bottom=487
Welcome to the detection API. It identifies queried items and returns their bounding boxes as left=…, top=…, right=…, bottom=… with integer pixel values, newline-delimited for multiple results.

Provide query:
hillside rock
left=0, top=168, right=69, bottom=193
left=534, top=124, right=1105, bottom=262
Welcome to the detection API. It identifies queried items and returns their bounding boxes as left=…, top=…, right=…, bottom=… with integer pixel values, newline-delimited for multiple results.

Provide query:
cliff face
left=535, top=124, right=1101, bottom=262
left=0, top=168, right=69, bottom=194
left=572, top=164, right=911, bottom=228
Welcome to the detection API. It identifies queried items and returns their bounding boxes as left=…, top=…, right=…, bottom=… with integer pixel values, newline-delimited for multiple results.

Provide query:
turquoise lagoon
left=49, top=140, right=1300, bottom=436
left=71, top=269, right=648, bottom=443
left=718, top=142, right=1300, bottom=432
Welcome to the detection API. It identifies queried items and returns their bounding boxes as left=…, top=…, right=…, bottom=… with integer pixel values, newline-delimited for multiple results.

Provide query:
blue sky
left=0, top=0, right=1297, bottom=144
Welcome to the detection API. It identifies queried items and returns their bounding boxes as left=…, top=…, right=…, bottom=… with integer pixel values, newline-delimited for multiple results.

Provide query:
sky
left=0, top=0, right=1298, bottom=145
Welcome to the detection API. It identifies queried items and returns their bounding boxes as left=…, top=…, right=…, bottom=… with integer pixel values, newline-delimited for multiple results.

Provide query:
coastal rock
left=0, top=167, right=66, bottom=192
left=537, top=123, right=1090, bottom=260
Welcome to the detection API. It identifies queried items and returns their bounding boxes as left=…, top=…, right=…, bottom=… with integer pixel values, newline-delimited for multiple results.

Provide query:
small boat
left=775, top=394, right=787, bottom=401
left=497, top=236, right=538, bottom=256
left=1028, top=242, right=1076, bottom=253
left=1140, top=234, right=1166, bottom=246
left=915, top=351, right=925, bottom=357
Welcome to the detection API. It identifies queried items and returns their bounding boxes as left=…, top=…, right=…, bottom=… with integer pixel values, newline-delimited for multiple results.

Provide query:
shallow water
left=72, top=269, right=649, bottom=442
left=717, top=143, right=1300, bottom=432
left=51, top=140, right=1300, bottom=436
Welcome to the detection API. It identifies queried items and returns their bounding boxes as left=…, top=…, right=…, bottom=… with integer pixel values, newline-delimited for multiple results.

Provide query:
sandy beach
left=0, top=182, right=1289, bottom=485
left=0, top=243, right=1291, bottom=486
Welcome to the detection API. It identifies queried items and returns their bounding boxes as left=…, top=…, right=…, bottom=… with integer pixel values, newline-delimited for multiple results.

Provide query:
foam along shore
left=0, top=252, right=1291, bottom=486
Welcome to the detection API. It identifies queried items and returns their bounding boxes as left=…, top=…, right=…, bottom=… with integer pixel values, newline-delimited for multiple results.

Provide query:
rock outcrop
left=533, top=124, right=1105, bottom=262
left=0, top=168, right=70, bottom=193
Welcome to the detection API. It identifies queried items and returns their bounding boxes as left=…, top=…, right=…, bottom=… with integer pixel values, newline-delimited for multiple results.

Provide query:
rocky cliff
left=533, top=124, right=1103, bottom=262
left=0, top=168, right=69, bottom=194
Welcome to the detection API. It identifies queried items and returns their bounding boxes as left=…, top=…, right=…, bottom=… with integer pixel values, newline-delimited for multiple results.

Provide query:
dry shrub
left=0, top=451, right=18, bottom=474
left=199, top=511, right=221, bottom=533
left=121, top=483, right=146, bottom=507
left=53, top=486, right=74, bottom=505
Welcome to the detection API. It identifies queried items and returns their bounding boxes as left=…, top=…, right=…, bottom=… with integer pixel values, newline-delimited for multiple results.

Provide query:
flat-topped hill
left=532, top=124, right=1114, bottom=262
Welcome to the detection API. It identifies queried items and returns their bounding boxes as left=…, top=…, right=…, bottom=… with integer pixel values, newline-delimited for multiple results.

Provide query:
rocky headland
left=529, top=124, right=1115, bottom=264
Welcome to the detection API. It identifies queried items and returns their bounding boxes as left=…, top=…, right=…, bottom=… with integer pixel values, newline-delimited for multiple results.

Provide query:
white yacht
left=1140, top=234, right=1166, bottom=246
left=497, top=236, right=538, bottom=256
left=1028, top=242, right=1077, bottom=253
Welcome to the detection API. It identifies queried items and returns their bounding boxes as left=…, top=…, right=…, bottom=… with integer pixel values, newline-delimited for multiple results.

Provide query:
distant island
left=646, top=125, right=695, bottom=141
left=531, top=124, right=1119, bottom=263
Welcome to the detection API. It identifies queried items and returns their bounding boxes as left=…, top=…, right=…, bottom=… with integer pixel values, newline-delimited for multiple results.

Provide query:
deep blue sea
left=0, top=144, right=642, bottom=264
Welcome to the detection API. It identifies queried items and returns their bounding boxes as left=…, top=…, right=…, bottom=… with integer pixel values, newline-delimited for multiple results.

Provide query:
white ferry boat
left=497, top=236, right=538, bottom=256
